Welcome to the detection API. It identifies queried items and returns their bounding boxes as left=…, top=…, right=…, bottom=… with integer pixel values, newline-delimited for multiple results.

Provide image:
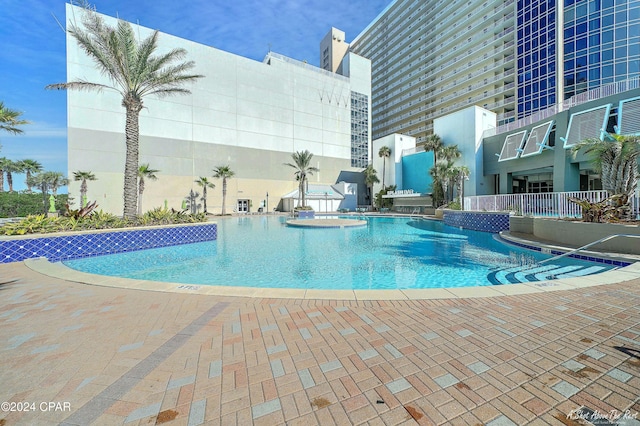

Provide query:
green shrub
left=0, top=207, right=207, bottom=236
left=447, top=201, right=462, bottom=210
left=375, top=185, right=396, bottom=210
left=0, top=192, right=69, bottom=217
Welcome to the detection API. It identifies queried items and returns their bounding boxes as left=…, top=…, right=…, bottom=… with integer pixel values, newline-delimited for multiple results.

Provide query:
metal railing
left=539, top=234, right=640, bottom=264
left=483, top=76, right=640, bottom=138
left=263, top=52, right=350, bottom=83
left=464, top=190, right=640, bottom=219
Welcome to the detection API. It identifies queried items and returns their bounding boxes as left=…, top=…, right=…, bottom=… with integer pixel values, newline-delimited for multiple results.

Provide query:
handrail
left=538, top=234, right=640, bottom=265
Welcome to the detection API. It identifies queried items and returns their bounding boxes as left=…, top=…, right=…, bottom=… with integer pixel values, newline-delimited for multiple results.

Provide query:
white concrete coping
left=24, top=257, right=640, bottom=300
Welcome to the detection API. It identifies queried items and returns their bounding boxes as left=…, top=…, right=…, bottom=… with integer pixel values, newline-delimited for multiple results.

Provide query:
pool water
left=63, top=216, right=616, bottom=289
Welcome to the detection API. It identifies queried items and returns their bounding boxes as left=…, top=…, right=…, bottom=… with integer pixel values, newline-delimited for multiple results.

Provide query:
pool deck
left=1, top=261, right=639, bottom=425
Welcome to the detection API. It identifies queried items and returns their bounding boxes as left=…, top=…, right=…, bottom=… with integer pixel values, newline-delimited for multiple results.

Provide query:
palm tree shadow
left=0, top=278, right=20, bottom=289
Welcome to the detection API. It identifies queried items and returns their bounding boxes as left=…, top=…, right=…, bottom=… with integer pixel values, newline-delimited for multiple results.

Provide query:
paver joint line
left=60, top=302, right=229, bottom=425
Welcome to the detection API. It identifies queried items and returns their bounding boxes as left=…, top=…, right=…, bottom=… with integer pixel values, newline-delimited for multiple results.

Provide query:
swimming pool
left=63, top=216, right=618, bottom=289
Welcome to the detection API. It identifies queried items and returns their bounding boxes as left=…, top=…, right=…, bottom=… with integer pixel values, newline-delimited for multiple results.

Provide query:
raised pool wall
left=0, top=223, right=217, bottom=264
left=443, top=210, right=510, bottom=233
left=508, top=216, right=640, bottom=255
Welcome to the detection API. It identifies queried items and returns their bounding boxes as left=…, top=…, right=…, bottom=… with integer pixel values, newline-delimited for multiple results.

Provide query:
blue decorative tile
left=0, top=223, right=217, bottom=263
left=443, top=211, right=510, bottom=233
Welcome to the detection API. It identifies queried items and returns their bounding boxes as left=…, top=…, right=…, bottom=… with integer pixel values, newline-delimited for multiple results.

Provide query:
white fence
left=464, top=191, right=640, bottom=219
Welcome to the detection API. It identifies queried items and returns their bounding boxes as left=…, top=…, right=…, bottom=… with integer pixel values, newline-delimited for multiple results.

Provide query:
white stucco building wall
left=371, top=134, right=416, bottom=195
left=64, top=5, right=371, bottom=215
left=433, top=106, right=496, bottom=196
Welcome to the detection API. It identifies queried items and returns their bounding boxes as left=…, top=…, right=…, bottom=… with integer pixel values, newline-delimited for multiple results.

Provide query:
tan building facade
left=320, top=28, right=350, bottom=73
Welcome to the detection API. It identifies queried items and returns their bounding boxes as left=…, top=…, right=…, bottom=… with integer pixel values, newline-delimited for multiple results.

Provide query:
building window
left=350, top=91, right=369, bottom=168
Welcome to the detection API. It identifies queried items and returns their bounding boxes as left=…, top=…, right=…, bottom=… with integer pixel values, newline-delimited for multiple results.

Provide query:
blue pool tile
left=607, top=368, right=632, bottom=383
left=552, top=381, right=579, bottom=398
left=386, top=378, right=411, bottom=394
left=320, top=360, right=342, bottom=373
left=434, top=373, right=459, bottom=389
left=358, top=349, right=378, bottom=360
left=270, top=359, right=285, bottom=378
left=252, top=398, right=281, bottom=419
left=298, top=369, right=315, bottom=389
left=1, top=223, right=217, bottom=263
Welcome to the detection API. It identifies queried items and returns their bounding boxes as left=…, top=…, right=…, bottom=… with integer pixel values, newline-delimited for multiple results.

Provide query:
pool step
left=487, top=264, right=608, bottom=285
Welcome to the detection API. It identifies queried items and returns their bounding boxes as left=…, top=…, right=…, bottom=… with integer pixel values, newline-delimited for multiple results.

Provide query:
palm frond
left=46, top=80, right=114, bottom=92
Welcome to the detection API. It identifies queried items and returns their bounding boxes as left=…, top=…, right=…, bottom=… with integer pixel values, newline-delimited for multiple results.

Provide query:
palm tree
left=284, top=151, right=319, bottom=208
left=572, top=133, right=640, bottom=219
left=363, top=164, right=379, bottom=208
left=378, top=146, right=391, bottom=188
left=46, top=6, right=203, bottom=219
left=213, top=165, right=235, bottom=215
left=73, top=170, right=97, bottom=207
left=0, top=157, right=9, bottom=192
left=42, top=171, right=69, bottom=196
left=573, top=133, right=640, bottom=197
left=438, top=145, right=462, bottom=202
left=19, top=159, right=43, bottom=193
left=26, top=173, right=50, bottom=213
left=195, top=176, right=215, bottom=214
left=452, top=166, right=470, bottom=209
left=438, top=144, right=462, bottom=164
left=429, top=162, right=450, bottom=207
left=3, top=159, right=21, bottom=193
left=428, top=144, right=462, bottom=205
left=420, top=133, right=443, bottom=166
left=0, top=101, right=29, bottom=135
left=137, top=164, right=159, bottom=215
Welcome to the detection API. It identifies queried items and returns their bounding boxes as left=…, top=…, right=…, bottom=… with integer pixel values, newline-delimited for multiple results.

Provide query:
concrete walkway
left=0, top=262, right=639, bottom=425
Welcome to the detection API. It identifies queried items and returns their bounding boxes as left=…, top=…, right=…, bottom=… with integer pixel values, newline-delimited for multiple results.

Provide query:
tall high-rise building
left=350, top=0, right=516, bottom=143
left=516, top=0, right=560, bottom=118
left=350, top=0, right=640, bottom=141
left=561, top=0, right=640, bottom=99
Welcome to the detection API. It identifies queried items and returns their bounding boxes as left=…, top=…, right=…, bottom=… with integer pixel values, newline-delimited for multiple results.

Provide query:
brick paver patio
left=0, top=262, right=639, bottom=425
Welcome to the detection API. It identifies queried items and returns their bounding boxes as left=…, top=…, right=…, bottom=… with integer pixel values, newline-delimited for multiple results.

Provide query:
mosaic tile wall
left=443, top=211, right=510, bottom=233
left=0, top=223, right=217, bottom=264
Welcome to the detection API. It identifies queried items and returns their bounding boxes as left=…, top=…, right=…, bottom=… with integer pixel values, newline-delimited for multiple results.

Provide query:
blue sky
left=0, top=0, right=389, bottom=191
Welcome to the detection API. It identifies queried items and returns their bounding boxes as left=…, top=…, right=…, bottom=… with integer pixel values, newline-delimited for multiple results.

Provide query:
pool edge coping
left=23, top=257, right=640, bottom=300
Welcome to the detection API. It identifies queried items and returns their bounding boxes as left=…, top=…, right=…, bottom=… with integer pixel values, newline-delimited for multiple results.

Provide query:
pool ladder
left=488, top=233, right=639, bottom=285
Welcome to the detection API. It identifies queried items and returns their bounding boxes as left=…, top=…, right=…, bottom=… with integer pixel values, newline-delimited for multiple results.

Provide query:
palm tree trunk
left=26, top=171, right=32, bottom=193
left=80, top=180, right=87, bottom=207
left=222, top=178, right=227, bottom=215
left=0, top=172, right=4, bottom=192
left=123, top=100, right=143, bottom=219
left=203, top=187, right=208, bottom=213
left=7, top=172, right=13, bottom=192
left=138, top=179, right=145, bottom=216
left=382, top=159, right=386, bottom=188
left=301, top=176, right=306, bottom=207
